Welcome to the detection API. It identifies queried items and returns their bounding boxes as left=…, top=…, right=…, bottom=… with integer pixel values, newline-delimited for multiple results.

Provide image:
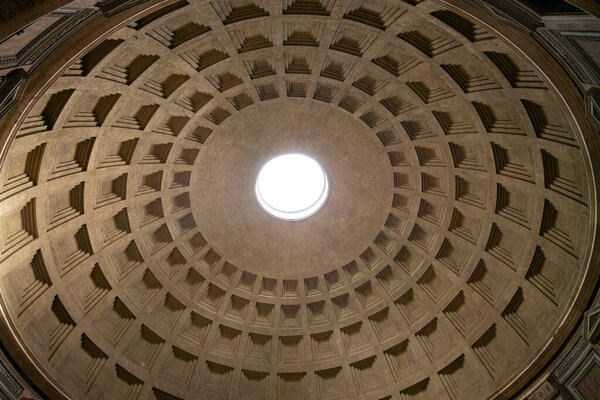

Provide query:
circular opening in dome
left=255, top=153, right=329, bottom=221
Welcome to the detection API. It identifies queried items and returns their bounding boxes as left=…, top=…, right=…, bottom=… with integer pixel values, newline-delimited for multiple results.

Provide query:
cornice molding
left=0, top=7, right=98, bottom=71
left=0, top=69, right=28, bottom=122
left=534, top=28, right=600, bottom=93
left=96, top=0, right=151, bottom=17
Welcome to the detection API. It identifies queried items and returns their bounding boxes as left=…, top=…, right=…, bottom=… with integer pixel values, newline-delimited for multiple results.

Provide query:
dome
left=0, top=0, right=598, bottom=399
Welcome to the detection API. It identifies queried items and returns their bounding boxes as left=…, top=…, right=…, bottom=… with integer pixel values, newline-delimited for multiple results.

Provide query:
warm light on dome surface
left=255, top=154, right=329, bottom=220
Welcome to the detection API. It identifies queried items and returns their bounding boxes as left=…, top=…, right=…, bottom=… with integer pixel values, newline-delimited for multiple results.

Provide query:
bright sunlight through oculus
left=255, top=154, right=329, bottom=221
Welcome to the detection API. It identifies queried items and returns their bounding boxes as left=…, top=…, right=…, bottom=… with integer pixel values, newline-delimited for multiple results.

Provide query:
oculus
left=255, top=153, right=329, bottom=220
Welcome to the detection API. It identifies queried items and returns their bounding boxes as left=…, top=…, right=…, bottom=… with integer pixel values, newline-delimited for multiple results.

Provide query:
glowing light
left=255, top=154, right=329, bottom=220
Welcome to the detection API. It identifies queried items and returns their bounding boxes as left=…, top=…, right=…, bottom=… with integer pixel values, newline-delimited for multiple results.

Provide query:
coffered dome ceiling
left=0, top=0, right=598, bottom=399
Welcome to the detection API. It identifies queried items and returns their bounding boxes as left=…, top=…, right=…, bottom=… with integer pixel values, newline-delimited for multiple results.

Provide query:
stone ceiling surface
left=0, top=0, right=597, bottom=399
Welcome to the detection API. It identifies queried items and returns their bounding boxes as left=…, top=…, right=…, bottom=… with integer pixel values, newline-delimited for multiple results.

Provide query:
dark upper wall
left=521, top=0, right=583, bottom=15
left=0, top=0, right=73, bottom=41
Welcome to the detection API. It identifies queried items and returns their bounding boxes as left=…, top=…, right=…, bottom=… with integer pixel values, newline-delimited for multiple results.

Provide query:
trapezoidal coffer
left=0, top=1, right=597, bottom=400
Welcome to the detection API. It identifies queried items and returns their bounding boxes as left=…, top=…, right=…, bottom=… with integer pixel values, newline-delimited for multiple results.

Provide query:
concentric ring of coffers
left=0, top=1, right=594, bottom=400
